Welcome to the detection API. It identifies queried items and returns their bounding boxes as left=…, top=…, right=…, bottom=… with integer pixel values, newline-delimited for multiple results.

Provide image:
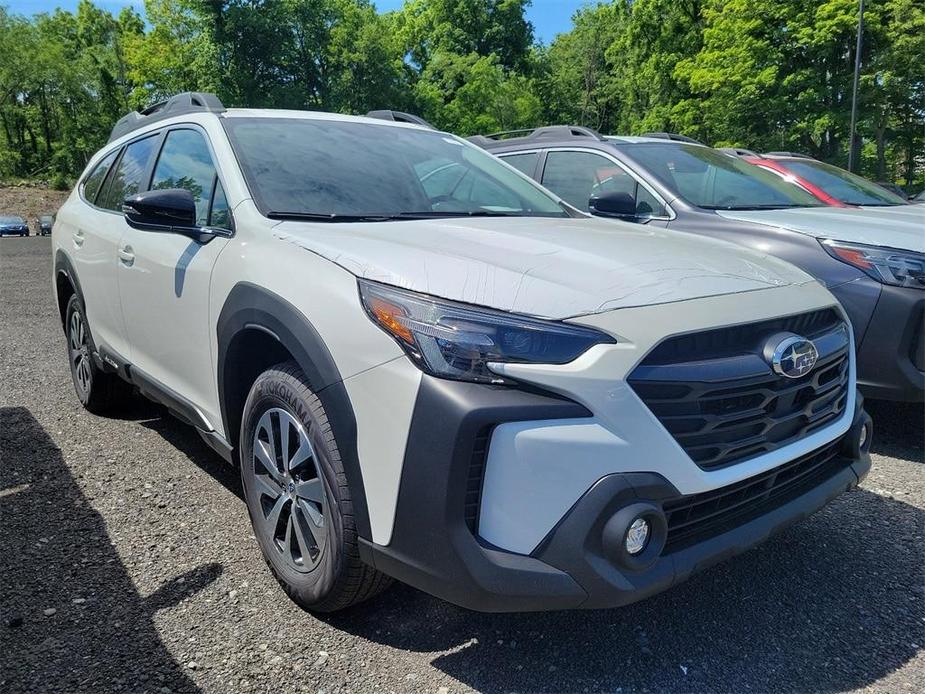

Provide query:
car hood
left=715, top=206, right=925, bottom=253
left=273, top=216, right=813, bottom=319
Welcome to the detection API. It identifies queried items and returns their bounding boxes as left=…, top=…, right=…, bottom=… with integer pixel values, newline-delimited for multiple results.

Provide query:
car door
left=73, top=136, right=159, bottom=359
left=530, top=149, right=672, bottom=226
left=117, top=126, right=232, bottom=428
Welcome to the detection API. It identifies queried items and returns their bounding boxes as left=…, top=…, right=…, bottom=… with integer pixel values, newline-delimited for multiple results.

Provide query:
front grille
left=662, top=439, right=849, bottom=554
left=629, top=310, right=850, bottom=470
left=464, top=427, right=492, bottom=533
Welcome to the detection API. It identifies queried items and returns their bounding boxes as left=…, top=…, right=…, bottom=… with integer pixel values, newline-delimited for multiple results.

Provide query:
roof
left=762, top=151, right=816, bottom=160
left=109, top=92, right=225, bottom=143
left=603, top=135, right=704, bottom=145
left=470, top=123, right=710, bottom=151
left=108, top=93, right=439, bottom=145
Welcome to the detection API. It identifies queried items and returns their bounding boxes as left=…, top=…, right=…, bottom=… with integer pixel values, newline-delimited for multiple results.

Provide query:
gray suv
left=474, top=127, right=925, bottom=403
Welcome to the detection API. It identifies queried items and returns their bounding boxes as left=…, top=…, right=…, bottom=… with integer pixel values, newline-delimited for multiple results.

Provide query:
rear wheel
left=239, top=361, right=391, bottom=612
left=65, top=294, right=130, bottom=414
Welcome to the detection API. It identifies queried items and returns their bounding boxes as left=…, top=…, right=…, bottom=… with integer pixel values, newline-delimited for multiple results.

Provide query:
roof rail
left=530, top=125, right=603, bottom=141
left=763, top=151, right=814, bottom=159
left=469, top=125, right=604, bottom=149
left=365, top=110, right=434, bottom=129
left=717, top=147, right=762, bottom=158
left=639, top=132, right=704, bottom=145
left=484, top=125, right=603, bottom=141
left=109, top=92, right=225, bottom=143
left=466, top=135, right=498, bottom=147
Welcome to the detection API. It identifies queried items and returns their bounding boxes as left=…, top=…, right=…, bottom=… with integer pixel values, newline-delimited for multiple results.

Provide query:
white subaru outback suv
left=53, top=93, right=872, bottom=613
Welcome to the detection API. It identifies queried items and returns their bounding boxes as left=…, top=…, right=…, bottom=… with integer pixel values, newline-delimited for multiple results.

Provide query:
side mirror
left=123, top=189, right=219, bottom=242
left=589, top=191, right=637, bottom=219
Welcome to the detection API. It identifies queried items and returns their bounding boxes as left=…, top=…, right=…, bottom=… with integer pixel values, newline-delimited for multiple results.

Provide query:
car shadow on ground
left=323, top=488, right=923, bottom=693
left=108, top=396, right=923, bottom=693
left=866, top=399, right=924, bottom=464
left=0, top=406, right=220, bottom=693
left=110, top=394, right=243, bottom=500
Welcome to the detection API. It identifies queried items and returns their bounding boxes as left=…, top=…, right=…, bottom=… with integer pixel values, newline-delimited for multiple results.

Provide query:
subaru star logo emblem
left=767, top=334, right=818, bottom=379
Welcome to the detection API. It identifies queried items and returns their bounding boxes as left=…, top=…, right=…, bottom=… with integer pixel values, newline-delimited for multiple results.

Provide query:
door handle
left=72, top=230, right=84, bottom=248
left=117, top=246, right=135, bottom=266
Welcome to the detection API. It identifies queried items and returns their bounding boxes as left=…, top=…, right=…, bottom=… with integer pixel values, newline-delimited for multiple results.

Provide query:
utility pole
left=848, top=0, right=865, bottom=172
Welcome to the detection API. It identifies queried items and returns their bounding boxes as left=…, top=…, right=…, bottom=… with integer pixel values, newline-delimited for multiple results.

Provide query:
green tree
left=538, top=1, right=629, bottom=132
left=611, top=0, right=703, bottom=134
left=415, top=51, right=541, bottom=133
left=398, top=0, right=534, bottom=73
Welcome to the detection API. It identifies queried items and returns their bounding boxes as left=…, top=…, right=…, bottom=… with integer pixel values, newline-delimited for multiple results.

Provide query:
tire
left=239, top=361, right=391, bottom=612
left=65, top=294, right=131, bottom=414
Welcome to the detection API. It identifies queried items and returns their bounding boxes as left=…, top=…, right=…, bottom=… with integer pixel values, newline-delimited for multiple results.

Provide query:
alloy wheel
left=68, top=309, right=92, bottom=398
left=251, top=407, right=326, bottom=572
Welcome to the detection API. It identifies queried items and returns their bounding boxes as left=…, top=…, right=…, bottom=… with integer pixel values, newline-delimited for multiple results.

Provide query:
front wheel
left=239, top=361, right=391, bottom=612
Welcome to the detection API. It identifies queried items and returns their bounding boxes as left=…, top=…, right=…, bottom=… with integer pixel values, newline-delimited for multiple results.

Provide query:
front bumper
left=851, top=283, right=924, bottom=402
left=359, top=377, right=872, bottom=612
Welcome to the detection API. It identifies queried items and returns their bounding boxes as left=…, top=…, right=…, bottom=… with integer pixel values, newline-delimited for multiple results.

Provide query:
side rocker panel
left=216, top=282, right=372, bottom=541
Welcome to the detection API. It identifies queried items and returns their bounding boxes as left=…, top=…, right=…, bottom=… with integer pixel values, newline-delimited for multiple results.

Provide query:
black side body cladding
left=216, top=282, right=372, bottom=540
left=853, top=284, right=925, bottom=402
left=361, top=378, right=872, bottom=612
left=360, top=376, right=593, bottom=612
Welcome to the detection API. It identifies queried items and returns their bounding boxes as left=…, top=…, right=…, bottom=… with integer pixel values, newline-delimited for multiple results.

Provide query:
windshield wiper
left=387, top=210, right=529, bottom=219
left=704, top=203, right=810, bottom=210
left=266, top=211, right=396, bottom=222
left=267, top=210, right=536, bottom=222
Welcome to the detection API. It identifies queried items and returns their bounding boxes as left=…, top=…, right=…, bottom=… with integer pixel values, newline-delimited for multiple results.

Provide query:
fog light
left=858, top=423, right=869, bottom=450
left=625, top=517, right=650, bottom=555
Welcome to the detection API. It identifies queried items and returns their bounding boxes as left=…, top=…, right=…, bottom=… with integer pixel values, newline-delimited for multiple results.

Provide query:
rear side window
left=82, top=150, right=118, bottom=204
left=501, top=152, right=539, bottom=177
left=97, top=135, right=159, bottom=211
left=151, top=129, right=220, bottom=225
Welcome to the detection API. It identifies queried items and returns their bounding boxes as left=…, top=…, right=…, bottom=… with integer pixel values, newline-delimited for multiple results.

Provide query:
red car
left=722, top=150, right=910, bottom=208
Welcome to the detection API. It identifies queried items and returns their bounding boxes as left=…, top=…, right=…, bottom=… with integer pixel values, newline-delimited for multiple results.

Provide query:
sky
left=5, top=0, right=586, bottom=44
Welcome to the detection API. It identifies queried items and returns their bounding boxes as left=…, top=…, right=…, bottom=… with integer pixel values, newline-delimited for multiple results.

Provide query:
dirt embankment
left=0, top=185, right=71, bottom=233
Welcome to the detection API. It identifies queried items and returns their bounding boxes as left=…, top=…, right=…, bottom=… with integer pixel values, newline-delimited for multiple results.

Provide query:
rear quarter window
left=97, top=135, right=160, bottom=211
left=81, top=150, right=119, bottom=205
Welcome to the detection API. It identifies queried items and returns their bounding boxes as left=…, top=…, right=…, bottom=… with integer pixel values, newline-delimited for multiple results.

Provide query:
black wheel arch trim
left=216, top=282, right=371, bottom=540
left=55, top=249, right=85, bottom=327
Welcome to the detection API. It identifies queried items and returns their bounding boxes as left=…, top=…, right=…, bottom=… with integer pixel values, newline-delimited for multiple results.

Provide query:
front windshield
left=223, top=117, right=567, bottom=220
left=624, top=143, right=825, bottom=210
left=783, top=159, right=908, bottom=206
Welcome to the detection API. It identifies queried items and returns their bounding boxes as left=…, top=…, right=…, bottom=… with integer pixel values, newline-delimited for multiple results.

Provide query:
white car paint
left=273, top=216, right=813, bottom=319
left=54, top=106, right=857, bottom=553
left=716, top=205, right=925, bottom=253
left=481, top=281, right=852, bottom=553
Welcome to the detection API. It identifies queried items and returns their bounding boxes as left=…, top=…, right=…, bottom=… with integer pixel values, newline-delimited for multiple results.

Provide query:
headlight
left=821, top=239, right=925, bottom=288
left=359, top=280, right=615, bottom=384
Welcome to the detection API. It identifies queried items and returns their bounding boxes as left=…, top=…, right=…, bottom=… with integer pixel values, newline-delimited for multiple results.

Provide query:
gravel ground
left=1, top=236, right=923, bottom=694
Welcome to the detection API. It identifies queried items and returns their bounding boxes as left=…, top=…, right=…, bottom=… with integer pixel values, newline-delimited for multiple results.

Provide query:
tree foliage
left=0, top=0, right=921, bottom=188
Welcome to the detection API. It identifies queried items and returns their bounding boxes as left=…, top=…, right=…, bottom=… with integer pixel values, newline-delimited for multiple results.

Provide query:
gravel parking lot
left=1, top=236, right=923, bottom=694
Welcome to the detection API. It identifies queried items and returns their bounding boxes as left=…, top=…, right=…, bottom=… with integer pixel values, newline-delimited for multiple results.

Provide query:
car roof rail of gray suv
left=638, top=132, right=705, bottom=145
left=108, top=92, right=226, bottom=143
left=763, top=151, right=815, bottom=159
left=717, top=147, right=762, bottom=157
left=365, top=110, right=435, bottom=129
left=468, top=125, right=604, bottom=148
